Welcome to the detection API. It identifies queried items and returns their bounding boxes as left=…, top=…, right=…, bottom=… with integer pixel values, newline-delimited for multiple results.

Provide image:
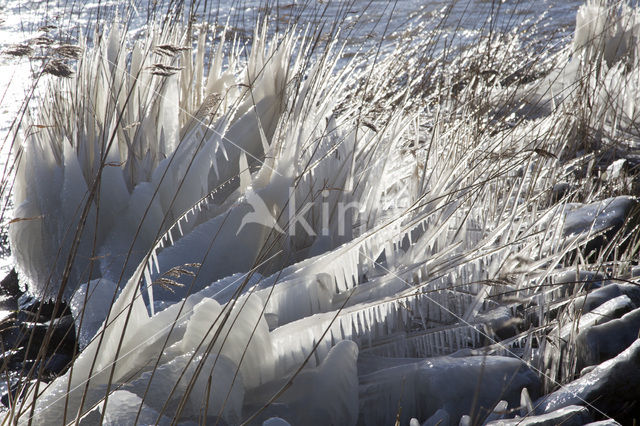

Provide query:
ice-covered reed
left=3, top=0, right=640, bottom=424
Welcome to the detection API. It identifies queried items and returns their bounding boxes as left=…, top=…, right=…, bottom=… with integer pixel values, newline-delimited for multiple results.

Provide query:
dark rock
left=0, top=323, right=24, bottom=353
left=501, top=70, right=541, bottom=87
left=551, top=182, right=571, bottom=203
left=476, top=306, right=522, bottom=340
left=0, top=379, right=36, bottom=408
left=1, top=382, right=18, bottom=408
left=422, top=408, right=451, bottom=425
left=23, top=315, right=76, bottom=355
left=17, top=294, right=72, bottom=323
left=0, top=269, right=20, bottom=298
left=0, top=280, right=78, bottom=412
left=17, top=293, right=36, bottom=311
left=0, top=347, right=27, bottom=372
left=562, top=197, right=637, bottom=237
left=1, top=314, right=76, bottom=360
left=38, top=352, right=73, bottom=377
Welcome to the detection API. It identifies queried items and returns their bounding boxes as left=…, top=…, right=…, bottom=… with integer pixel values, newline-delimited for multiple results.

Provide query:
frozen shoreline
left=2, top=0, right=640, bottom=424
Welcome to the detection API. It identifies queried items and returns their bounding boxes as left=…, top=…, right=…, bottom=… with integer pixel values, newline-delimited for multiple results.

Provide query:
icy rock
left=1, top=379, right=38, bottom=409
left=174, top=294, right=273, bottom=389
left=544, top=295, right=633, bottom=380
left=147, top=198, right=280, bottom=302
left=358, top=355, right=540, bottom=425
left=537, top=339, right=640, bottom=418
left=0, top=269, right=20, bottom=298
left=486, top=405, right=591, bottom=425
left=563, top=196, right=636, bottom=237
left=576, top=307, right=640, bottom=370
left=520, top=388, right=534, bottom=417
left=78, top=406, right=102, bottom=425
left=568, top=283, right=640, bottom=318
left=562, top=197, right=638, bottom=263
left=188, top=354, right=245, bottom=422
left=584, top=421, right=622, bottom=426
left=70, top=278, right=117, bottom=350
left=556, top=295, right=633, bottom=344
left=458, top=415, right=471, bottom=426
left=23, top=284, right=271, bottom=424
left=410, top=418, right=421, bottom=426
left=580, top=365, right=596, bottom=376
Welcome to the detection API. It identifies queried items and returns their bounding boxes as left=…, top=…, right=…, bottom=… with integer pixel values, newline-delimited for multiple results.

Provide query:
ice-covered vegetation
left=2, top=0, right=640, bottom=424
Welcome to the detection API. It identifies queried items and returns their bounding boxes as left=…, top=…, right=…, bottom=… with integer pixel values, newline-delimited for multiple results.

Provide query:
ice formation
left=5, top=0, right=640, bottom=424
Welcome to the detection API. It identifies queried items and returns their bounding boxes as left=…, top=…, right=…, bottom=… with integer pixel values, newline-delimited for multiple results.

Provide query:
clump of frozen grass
left=9, top=19, right=294, bottom=300
left=3, top=0, right=640, bottom=424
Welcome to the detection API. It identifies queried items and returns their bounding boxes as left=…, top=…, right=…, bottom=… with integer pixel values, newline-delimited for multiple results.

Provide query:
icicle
left=151, top=248, right=160, bottom=274
left=239, top=151, right=250, bottom=193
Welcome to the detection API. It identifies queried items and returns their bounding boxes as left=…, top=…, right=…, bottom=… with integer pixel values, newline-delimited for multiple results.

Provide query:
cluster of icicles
left=6, top=0, right=640, bottom=424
